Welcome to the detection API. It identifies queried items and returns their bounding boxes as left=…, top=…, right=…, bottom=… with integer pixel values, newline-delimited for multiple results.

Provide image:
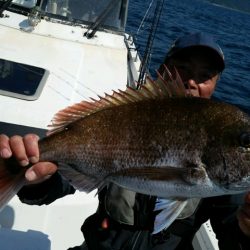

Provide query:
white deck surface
left=0, top=192, right=98, bottom=250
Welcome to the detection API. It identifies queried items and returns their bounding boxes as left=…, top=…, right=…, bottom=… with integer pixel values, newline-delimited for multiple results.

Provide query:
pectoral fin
left=110, top=166, right=207, bottom=185
left=153, top=198, right=187, bottom=234
left=153, top=197, right=202, bottom=233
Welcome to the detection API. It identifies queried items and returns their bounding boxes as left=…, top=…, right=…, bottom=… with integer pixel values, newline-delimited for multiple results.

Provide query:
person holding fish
left=0, top=32, right=250, bottom=250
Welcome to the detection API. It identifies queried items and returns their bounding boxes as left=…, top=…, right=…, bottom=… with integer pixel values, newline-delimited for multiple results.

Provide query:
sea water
left=126, top=0, right=250, bottom=114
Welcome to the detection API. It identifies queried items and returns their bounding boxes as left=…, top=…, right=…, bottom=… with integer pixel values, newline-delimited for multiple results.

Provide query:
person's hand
left=237, top=192, right=250, bottom=237
left=0, top=134, right=57, bottom=184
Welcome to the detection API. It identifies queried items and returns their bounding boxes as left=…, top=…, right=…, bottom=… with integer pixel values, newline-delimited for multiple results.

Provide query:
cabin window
left=12, top=0, right=37, bottom=8
left=42, top=0, right=128, bottom=31
left=0, top=59, right=48, bottom=100
left=11, top=0, right=128, bottom=32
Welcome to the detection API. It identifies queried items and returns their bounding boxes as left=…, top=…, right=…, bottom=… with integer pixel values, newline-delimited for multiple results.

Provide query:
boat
left=0, top=0, right=219, bottom=249
left=0, top=0, right=141, bottom=249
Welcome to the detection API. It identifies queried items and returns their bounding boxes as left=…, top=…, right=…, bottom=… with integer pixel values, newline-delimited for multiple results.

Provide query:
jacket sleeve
left=208, top=194, right=250, bottom=250
left=211, top=214, right=250, bottom=250
left=17, top=172, right=76, bottom=205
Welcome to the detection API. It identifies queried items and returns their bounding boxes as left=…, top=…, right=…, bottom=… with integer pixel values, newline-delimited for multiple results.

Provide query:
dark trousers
left=79, top=213, right=187, bottom=250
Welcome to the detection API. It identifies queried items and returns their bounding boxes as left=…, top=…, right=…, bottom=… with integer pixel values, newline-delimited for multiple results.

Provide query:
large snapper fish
left=0, top=74, right=250, bottom=232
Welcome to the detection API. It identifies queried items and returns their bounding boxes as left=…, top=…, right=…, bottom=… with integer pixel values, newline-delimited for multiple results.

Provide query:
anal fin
left=57, top=163, right=101, bottom=193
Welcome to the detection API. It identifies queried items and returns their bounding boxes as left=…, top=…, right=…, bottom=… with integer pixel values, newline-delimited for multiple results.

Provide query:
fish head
left=202, top=104, right=250, bottom=193
left=220, top=129, right=250, bottom=192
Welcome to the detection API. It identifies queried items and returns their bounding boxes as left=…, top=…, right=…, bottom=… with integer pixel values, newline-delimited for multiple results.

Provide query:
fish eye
left=239, top=132, right=250, bottom=147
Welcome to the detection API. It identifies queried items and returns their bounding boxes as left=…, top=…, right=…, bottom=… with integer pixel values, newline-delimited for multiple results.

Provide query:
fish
left=0, top=71, right=250, bottom=232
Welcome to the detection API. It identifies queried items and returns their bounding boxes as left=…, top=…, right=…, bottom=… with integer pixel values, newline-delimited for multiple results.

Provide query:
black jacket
left=18, top=174, right=250, bottom=250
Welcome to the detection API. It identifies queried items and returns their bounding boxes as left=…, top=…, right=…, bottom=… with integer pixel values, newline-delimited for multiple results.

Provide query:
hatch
left=0, top=58, right=48, bottom=100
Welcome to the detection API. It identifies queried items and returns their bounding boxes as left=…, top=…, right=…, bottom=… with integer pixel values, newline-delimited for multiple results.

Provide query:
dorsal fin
left=47, top=67, right=187, bottom=135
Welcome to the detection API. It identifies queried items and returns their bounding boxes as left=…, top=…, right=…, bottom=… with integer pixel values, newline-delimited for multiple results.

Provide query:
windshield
left=11, top=0, right=128, bottom=31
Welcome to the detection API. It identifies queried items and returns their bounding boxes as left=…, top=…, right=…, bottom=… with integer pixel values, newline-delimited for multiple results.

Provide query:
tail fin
left=0, top=158, right=26, bottom=210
